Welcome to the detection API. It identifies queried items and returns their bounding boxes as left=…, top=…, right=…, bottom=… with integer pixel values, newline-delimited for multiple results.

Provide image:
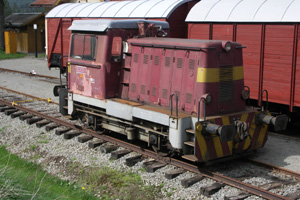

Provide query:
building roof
left=68, top=19, right=170, bottom=32
left=31, top=0, right=64, bottom=7
left=186, top=0, right=300, bottom=22
left=46, top=0, right=191, bottom=19
left=5, top=13, right=44, bottom=28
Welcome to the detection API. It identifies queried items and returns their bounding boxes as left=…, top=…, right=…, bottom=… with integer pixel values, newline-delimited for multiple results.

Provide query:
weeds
left=0, top=125, right=12, bottom=133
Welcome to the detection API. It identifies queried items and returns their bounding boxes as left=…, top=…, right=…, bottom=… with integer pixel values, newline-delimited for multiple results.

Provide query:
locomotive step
left=186, top=129, right=195, bottom=134
left=184, top=141, right=194, bottom=147
left=181, top=154, right=198, bottom=162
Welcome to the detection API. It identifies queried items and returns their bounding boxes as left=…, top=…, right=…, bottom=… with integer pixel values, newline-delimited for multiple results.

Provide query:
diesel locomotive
left=58, top=19, right=287, bottom=163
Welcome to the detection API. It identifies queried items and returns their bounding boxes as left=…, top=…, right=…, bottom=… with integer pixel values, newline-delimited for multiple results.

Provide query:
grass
left=0, top=50, right=26, bottom=60
left=0, top=145, right=165, bottom=199
left=79, top=167, right=163, bottom=200
left=0, top=146, right=97, bottom=200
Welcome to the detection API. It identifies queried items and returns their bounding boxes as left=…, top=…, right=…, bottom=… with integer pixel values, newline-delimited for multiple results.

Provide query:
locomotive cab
left=61, top=19, right=287, bottom=164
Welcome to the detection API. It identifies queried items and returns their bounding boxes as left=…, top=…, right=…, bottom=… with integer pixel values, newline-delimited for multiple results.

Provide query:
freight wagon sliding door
left=236, top=25, right=262, bottom=100
left=188, top=24, right=210, bottom=39
left=292, top=25, right=300, bottom=108
left=262, top=25, right=294, bottom=106
left=212, top=24, right=233, bottom=41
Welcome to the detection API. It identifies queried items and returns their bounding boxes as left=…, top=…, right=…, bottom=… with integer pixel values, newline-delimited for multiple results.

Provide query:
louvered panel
left=151, top=87, right=157, bottom=97
left=131, top=83, right=136, bottom=93
left=177, top=58, right=183, bottom=68
left=143, top=55, right=149, bottom=64
left=154, top=56, right=159, bottom=65
left=141, top=85, right=146, bottom=94
left=165, top=57, right=171, bottom=67
left=162, top=89, right=168, bottom=99
left=133, top=54, right=139, bottom=63
left=189, top=59, right=195, bottom=70
left=219, top=66, right=233, bottom=102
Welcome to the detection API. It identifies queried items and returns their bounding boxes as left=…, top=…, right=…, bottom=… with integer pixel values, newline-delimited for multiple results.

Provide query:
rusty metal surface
left=0, top=96, right=290, bottom=200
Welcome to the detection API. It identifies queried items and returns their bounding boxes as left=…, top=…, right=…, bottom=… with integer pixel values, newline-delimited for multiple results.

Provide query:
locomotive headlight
left=222, top=41, right=231, bottom=52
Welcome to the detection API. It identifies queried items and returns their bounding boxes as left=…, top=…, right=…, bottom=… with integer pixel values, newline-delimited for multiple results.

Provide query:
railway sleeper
left=26, top=117, right=43, bottom=125
left=19, top=114, right=33, bottom=121
left=11, top=111, right=26, bottom=118
left=36, top=120, right=51, bottom=128
left=142, top=160, right=167, bottom=173
left=0, top=106, right=12, bottom=112
left=125, top=155, right=144, bottom=167
left=110, top=149, right=131, bottom=160
left=165, top=168, right=186, bottom=179
left=285, top=190, right=300, bottom=200
left=88, top=139, right=105, bottom=149
left=45, top=123, right=61, bottom=131
left=224, top=192, right=250, bottom=200
left=55, top=128, right=71, bottom=135
left=4, top=108, right=18, bottom=115
left=63, top=130, right=81, bottom=139
left=100, top=144, right=118, bottom=154
left=78, top=135, right=93, bottom=143
left=200, top=182, right=225, bottom=197
left=181, top=175, right=204, bottom=188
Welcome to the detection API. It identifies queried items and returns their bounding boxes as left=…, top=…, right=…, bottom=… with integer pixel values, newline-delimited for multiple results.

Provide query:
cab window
left=71, top=34, right=96, bottom=61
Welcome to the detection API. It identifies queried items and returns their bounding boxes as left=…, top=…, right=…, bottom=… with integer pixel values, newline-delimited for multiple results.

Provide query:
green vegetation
left=79, top=167, right=163, bottom=200
left=0, top=146, right=165, bottom=199
left=0, top=146, right=97, bottom=200
left=0, top=50, right=26, bottom=60
left=0, top=125, right=11, bottom=133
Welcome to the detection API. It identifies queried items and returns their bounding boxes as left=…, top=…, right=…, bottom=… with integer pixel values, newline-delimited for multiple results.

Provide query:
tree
left=0, top=0, right=4, bottom=50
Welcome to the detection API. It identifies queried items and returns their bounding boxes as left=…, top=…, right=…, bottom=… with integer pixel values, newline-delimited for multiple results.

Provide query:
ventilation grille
left=151, top=87, right=157, bottom=97
left=154, top=56, right=159, bottom=65
left=219, top=66, right=233, bottom=102
left=133, top=54, right=139, bottom=63
left=143, top=55, right=149, bottom=64
left=185, top=93, right=192, bottom=104
left=165, top=57, right=171, bottom=67
left=177, top=58, right=183, bottom=68
left=189, top=59, right=195, bottom=70
left=131, top=83, right=136, bottom=93
left=141, top=85, right=146, bottom=94
left=162, top=89, right=168, bottom=99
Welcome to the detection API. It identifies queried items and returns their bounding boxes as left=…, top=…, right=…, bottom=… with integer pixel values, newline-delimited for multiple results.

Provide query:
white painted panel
left=254, top=0, right=295, bottom=22
left=46, top=3, right=72, bottom=18
left=114, top=1, right=147, bottom=18
left=185, top=0, right=219, bottom=22
left=101, top=1, right=133, bottom=18
left=65, top=3, right=93, bottom=17
left=88, top=1, right=118, bottom=17
left=106, top=100, right=133, bottom=121
left=228, top=0, right=267, bottom=22
left=73, top=94, right=107, bottom=109
left=55, top=4, right=82, bottom=18
left=129, top=0, right=163, bottom=18
left=169, top=117, right=191, bottom=149
left=145, top=0, right=180, bottom=18
left=132, top=107, right=169, bottom=126
left=282, top=1, right=300, bottom=22
left=76, top=3, right=105, bottom=18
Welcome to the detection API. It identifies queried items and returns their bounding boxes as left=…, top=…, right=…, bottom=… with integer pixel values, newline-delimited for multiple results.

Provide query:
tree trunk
left=0, top=0, right=4, bottom=50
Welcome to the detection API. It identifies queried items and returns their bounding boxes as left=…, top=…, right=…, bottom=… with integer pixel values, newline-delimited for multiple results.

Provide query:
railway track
left=0, top=87, right=299, bottom=199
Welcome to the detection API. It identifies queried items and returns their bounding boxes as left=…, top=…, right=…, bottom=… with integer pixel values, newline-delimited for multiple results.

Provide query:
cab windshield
left=70, top=34, right=96, bottom=61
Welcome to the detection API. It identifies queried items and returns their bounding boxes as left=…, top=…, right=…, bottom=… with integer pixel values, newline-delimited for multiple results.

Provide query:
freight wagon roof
left=186, top=0, right=300, bottom=23
left=46, top=0, right=191, bottom=19
left=128, top=37, right=241, bottom=49
left=68, top=19, right=169, bottom=32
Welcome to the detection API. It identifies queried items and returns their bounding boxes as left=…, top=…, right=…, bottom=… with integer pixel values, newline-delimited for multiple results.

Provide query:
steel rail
left=246, top=158, right=300, bottom=180
left=0, top=97, right=289, bottom=200
left=0, top=68, right=58, bottom=80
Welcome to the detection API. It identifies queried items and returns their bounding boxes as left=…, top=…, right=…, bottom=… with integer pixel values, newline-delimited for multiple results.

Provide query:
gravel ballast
left=1, top=56, right=300, bottom=199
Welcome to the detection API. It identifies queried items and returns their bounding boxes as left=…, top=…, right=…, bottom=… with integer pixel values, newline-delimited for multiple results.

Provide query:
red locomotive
left=59, top=19, right=287, bottom=163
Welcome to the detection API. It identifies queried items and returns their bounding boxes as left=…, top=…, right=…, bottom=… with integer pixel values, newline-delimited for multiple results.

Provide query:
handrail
left=198, top=97, right=207, bottom=122
left=261, top=89, right=268, bottom=111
